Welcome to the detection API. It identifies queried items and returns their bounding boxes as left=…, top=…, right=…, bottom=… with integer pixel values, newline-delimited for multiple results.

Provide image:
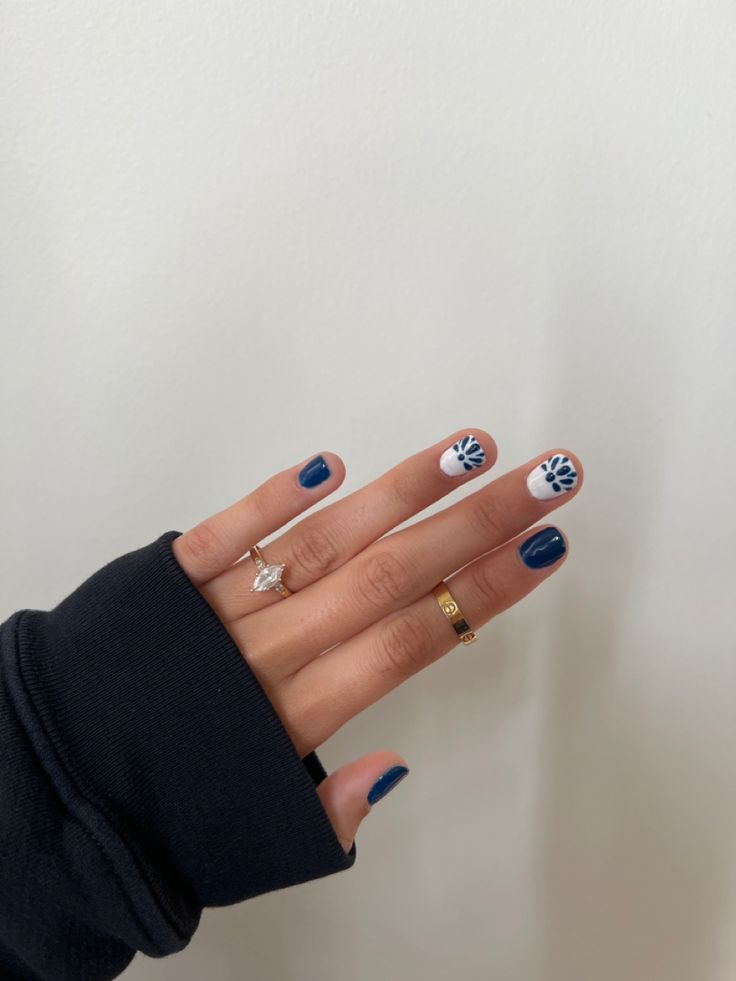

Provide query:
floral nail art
left=439, top=434, right=486, bottom=477
left=526, top=454, right=578, bottom=500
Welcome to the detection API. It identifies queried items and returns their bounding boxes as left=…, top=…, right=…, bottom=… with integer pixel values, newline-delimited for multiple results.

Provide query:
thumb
left=316, top=751, right=410, bottom=853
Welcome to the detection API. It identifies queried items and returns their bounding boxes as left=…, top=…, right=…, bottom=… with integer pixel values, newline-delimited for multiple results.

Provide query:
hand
left=171, top=431, right=583, bottom=852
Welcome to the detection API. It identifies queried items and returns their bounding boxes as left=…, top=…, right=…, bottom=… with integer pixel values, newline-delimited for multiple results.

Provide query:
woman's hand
left=171, top=430, right=583, bottom=852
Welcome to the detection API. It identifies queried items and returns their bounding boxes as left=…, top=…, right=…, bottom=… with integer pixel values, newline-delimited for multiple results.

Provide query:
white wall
left=2, top=3, right=735, bottom=979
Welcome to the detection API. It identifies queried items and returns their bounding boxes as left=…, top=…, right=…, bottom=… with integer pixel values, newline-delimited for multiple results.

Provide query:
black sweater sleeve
left=0, top=530, right=355, bottom=980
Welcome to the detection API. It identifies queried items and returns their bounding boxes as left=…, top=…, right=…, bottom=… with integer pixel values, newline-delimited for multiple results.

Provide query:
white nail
left=526, top=455, right=578, bottom=500
left=439, top=435, right=485, bottom=477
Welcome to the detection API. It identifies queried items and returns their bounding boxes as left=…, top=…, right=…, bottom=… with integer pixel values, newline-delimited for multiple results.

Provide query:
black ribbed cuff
left=16, top=530, right=355, bottom=929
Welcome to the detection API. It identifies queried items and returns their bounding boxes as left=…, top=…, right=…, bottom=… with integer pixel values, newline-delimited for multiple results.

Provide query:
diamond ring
left=248, top=544, right=292, bottom=597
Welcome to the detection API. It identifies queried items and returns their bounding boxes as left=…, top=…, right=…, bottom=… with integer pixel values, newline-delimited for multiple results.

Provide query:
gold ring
left=248, top=544, right=292, bottom=598
left=432, top=581, right=477, bottom=645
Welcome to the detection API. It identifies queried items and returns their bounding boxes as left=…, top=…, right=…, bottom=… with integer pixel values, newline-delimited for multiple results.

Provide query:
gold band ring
left=432, top=581, right=477, bottom=645
left=248, top=544, right=292, bottom=598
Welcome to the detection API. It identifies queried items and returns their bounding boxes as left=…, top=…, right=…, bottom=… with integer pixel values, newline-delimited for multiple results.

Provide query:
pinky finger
left=284, top=525, right=569, bottom=756
left=172, top=451, right=346, bottom=586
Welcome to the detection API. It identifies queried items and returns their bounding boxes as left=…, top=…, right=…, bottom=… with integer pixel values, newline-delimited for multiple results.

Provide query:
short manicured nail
left=439, top=434, right=486, bottom=477
left=367, top=765, right=409, bottom=806
left=526, top=454, right=578, bottom=500
left=298, top=455, right=330, bottom=488
left=519, top=526, right=566, bottom=568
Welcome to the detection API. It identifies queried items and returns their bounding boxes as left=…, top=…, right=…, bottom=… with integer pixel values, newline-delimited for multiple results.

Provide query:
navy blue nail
left=367, top=765, right=409, bottom=806
left=519, top=527, right=566, bottom=569
left=298, top=455, right=330, bottom=488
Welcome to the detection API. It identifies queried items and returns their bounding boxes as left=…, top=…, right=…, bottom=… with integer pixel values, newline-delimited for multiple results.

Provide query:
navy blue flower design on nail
left=439, top=434, right=486, bottom=476
left=540, top=455, right=577, bottom=493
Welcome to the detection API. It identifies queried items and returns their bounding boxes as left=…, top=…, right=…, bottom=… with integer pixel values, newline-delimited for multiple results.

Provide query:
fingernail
left=526, top=454, right=578, bottom=500
left=367, top=765, right=410, bottom=806
left=519, top=526, right=566, bottom=568
left=298, top=455, right=331, bottom=488
left=439, top=434, right=486, bottom=477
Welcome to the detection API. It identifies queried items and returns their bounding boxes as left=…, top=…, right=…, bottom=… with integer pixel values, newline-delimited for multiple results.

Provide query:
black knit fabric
left=0, top=530, right=355, bottom=980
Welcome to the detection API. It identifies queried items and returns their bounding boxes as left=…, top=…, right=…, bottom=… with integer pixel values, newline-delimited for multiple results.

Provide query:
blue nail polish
left=367, top=765, right=409, bottom=806
left=298, top=455, right=330, bottom=488
left=519, top=527, right=566, bottom=569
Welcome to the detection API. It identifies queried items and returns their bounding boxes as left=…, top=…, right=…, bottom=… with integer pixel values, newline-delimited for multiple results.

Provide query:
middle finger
left=238, top=448, right=583, bottom=680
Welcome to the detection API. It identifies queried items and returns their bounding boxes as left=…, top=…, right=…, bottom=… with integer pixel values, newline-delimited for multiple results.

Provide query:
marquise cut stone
left=252, top=563, right=285, bottom=591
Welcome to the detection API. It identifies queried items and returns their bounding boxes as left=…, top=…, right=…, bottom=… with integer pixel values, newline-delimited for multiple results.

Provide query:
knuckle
left=179, top=521, right=225, bottom=575
left=244, top=487, right=271, bottom=524
left=468, top=560, right=506, bottom=610
left=371, top=610, right=437, bottom=676
left=390, top=470, right=421, bottom=509
left=290, top=523, right=341, bottom=579
left=358, top=548, right=414, bottom=612
left=470, top=493, right=513, bottom=542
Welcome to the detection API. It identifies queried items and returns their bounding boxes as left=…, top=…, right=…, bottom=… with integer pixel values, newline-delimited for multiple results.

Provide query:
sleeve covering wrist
left=0, top=530, right=355, bottom=981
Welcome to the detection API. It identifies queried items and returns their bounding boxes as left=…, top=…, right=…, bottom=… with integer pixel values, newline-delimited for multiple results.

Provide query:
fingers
left=239, top=449, right=582, bottom=681
left=201, top=429, right=497, bottom=620
left=172, top=452, right=346, bottom=586
left=316, top=752, right=410, bottom=853
left=282, top=523, right=569, bottom=755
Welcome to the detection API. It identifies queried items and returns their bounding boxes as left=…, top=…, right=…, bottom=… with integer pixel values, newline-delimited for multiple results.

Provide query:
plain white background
left=2, top=3, right=735, bottom=979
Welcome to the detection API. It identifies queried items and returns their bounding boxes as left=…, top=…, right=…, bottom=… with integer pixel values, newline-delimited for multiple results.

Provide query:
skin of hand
left=171, top=430, right=584, bottom=853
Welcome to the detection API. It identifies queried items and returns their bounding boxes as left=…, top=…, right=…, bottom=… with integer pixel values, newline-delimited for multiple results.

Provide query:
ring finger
left=199, top=429, right=497, bottom=619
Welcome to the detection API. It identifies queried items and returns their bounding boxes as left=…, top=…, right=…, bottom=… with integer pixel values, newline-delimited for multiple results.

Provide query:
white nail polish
left=526, top=454, right=578, bottom=500
left=439, top=435, right=486, bottom=476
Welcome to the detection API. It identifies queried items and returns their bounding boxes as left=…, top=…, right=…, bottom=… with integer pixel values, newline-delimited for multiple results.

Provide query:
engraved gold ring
left=432, top=581, right=477, bottom=645
left=248, top=544, right=293, bottom=598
